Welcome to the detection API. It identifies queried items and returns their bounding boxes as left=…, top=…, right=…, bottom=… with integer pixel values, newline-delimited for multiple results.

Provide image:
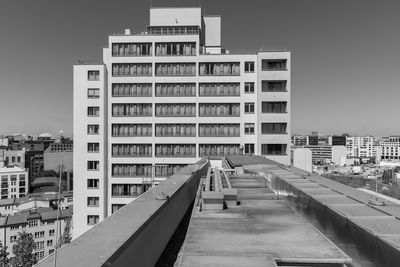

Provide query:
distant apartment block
left=380, top=136, right=400, bottom=161
left=346, top=136, right=374, bottom=158
left=73, top=7, right=291, bottom=238
left=0, top=165, right=28, bottom=199
left=0, top=208, right=72, bottom=262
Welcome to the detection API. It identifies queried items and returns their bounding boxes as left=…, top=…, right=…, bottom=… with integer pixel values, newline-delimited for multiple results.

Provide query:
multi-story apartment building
left=73, top=7, right=291, bottom=238
left=346, top=136, right=374, bottom=159
left=380, top=136, right=400, bottom=161
left=0, top=208, right=72, bottom=262
left=0, top=164, right=28, bottom=199
left=0, top=149, right=25, bottom=169
left=292, top=135, right=309, bottom=146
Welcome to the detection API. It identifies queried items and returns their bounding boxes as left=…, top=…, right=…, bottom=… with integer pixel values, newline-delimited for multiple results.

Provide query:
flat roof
left=177, top=174, right=351, bottom=266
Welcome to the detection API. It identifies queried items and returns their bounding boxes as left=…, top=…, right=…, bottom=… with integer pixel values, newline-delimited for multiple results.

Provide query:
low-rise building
left=0, top=192, right=73, bottom=216
left=0, top=207, right=72, bottom=262
left=0, top=164, right=28, bottom=199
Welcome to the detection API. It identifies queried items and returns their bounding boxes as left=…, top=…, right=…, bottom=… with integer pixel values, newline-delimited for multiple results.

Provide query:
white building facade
left=0, top=165, right=28, bottom=199
left=73, top=7, right=291, bottom=238
left=346, top=136, right=374, bottom=158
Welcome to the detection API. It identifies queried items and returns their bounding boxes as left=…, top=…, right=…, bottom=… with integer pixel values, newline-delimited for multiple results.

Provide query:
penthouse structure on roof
left=73, top=7, right=291, bottom=238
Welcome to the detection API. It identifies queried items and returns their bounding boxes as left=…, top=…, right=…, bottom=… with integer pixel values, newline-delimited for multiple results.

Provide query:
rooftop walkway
left=176, top=172, right=351, bottom=267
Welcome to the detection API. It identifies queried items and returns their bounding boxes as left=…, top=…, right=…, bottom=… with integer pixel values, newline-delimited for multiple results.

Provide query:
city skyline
left=1, top=0, right=400, bottom=136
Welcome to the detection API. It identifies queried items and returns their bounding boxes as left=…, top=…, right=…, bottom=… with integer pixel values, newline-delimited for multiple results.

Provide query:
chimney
left=124, top=28, right=132, bottom=35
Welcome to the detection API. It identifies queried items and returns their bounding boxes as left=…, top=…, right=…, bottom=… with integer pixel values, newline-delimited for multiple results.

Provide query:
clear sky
left=1, top=0, right=399, bottom=137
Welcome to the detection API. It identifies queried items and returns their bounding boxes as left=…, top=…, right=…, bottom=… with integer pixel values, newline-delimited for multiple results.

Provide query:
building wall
left=73, top=64, right=107, bottom=238
left=293, top=148, right=312, bottom=172
left=257, top=51, right=291, bottom=165
left=43, top=151, right=73, bottom=172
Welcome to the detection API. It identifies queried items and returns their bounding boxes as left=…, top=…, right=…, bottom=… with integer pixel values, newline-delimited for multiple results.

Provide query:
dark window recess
left=262, top=81, right=287, bottom=92
left=261, top=123, right=287, bottom=134
left=244, top=61, right=255, bottom=72
left=261, top=59, right=287, bottom=71
left=261, top=144, right=287, bottom=155
left=261, top=102, right=287, bottom=113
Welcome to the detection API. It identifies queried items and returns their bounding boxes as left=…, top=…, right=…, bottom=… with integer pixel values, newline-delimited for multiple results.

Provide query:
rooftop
left=177, top=174, right=350, bottom=266
left=36, top=155, right=400, bottom=267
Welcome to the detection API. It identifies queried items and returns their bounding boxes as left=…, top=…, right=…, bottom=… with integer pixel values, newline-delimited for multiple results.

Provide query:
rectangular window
left=49, top=230, right=55, bottom=236
left=261, top=59, right=287, bottom=71
left=87, top=124, right=99, bottom=135
left=261, top=144, right=287, bottom=155
left=244, top=123, right=255, bottom=135
left=156, top=83, right=196, bottom=97
left=87, top=161, right=99, bottom=171
left=198, top=83, right=240, bottom=96
left=155, top=144, right=196, bottom=158
left=112, top=124, right=152, bottom=137
left=244, top=82, right=255, bottom=94
left=10, top=236, right=17, bottom=243
left=87, top=143, right=100, bottom=153
left=155, top=42, right=196, bottom=56
left=198, top=124, right=240, bottom=137
left=261, top=123, right=287, bottom=134
left=34, top=231, right=45, bottom=239
left=262, top=80, right=287, bottom=92
left=155, top=103, right=196, bottom=117
left=155, top=124, right=196, bottom=137
left=198, top=144, right=241, bottom=157
left=87, top=215, right=99, bottom=225
left=112, top=204, right=126, bottom=214
left=29, top=220, right=38, bottom=227
left=112, top=184, right=143, bottom=197
left=112, top=63, right=152, bottom=77
left=35, top=251, right=45, bottom=261
left=112, top=144, right=152, bottom=157
left=244, top=103, right=255, bottom=113
left=199, top=62, right=240, bottom=76
left=112, top=83, right=152, bottom=97
left=112, top=103, right=152, bottom=117
left=88, top=88, right=100, bottom=98
left=35, top=241, right=44, bottom=250
left=155, top=63, right=196, bottom=76
left=87, top=179, right=99, bottom=189
left=88, top=70, right=100, bottom=80
left=87, top=197, right=99, bottom=207
left=261, top=102, right=287, bottom=113
left=244, top=144, right=255, bottom=154
left=47, top=240, right=53, bottom=247
left=244, top=61, right=255, bottom=72
left=17, top=156, right=21, bottom=163
left=199, top=103, right=240, bottom=117
left=88, top=106, right=100, bottom=116
left=112, top=43, right=152, bottom=56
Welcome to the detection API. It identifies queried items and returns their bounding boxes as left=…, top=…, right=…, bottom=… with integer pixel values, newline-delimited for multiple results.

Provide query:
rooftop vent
left=124, top=28, right=132, bottom=35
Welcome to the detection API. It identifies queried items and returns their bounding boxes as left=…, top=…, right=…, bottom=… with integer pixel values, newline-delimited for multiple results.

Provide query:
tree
left=0, top=241, right=9, bottom=267
left=58, top=217, right=72, bottom=248
left=11, top=231, right=36, bottom=267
